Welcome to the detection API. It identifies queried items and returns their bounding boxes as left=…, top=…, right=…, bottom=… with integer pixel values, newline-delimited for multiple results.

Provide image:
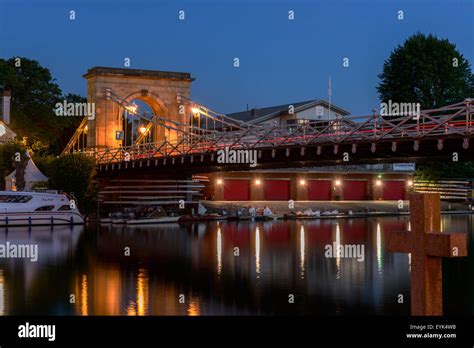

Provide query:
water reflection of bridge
left=85, top=219, right=413, bottom=315
left=0, top=216, right=471, bottom=315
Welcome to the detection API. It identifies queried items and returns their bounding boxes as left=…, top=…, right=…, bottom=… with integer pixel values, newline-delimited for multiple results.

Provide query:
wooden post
left=388, top=193, right=468, bottom=315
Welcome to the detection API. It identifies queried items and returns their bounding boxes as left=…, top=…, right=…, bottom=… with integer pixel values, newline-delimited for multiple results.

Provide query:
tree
left=0, top=140, right=27, bottom=189
left=14, top=151, right=30, bottom=191
left=378, top=33, right=474, bottom=109
left=377, top=33, right=474, bottom=180
left=0, top=57, right=85, bottom=154
left=36, top=153, right=98, bottom=213
left=55, top=93, right=88, bottom=152
left=416, top=162, right=474, bottom=181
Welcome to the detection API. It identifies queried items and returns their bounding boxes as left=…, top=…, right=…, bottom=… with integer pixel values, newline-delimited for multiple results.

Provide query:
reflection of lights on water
left=217, top=227, right=222, bottom=275
left=99, top=268, right=120, bottom=315
left=0, top=270, right=5, bottom=315
left=81, top=274, right=89, bottom=316
left=335, top=223, right=341, bottom=279
left=376, top=222, right=382, bottom=274
left=300, top=225, right=305, bottom=279
left=187, top=296, right=200, bottom=316
left=126, top=301, right=137, bottom=316
left=255, top=226, right=261, bottom=277
left=137, top=268, right=148, bottom=316
left=126, top=269, right=148, bottom=316
left=441, top=218, right=446, bottom=233
left=407, top=221, right=411, bottom=231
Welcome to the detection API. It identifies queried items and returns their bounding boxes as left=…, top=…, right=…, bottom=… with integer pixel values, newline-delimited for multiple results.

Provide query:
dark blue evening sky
left=1, top=0, right=473, bottom=115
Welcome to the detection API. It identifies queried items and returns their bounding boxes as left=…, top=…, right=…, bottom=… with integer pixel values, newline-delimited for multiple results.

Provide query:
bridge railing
left=88, top=98, right=472, bottom=164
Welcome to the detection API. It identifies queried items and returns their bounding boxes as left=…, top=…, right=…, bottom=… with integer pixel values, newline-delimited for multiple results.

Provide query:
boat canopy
left=5, top=151, right=49, bottom=191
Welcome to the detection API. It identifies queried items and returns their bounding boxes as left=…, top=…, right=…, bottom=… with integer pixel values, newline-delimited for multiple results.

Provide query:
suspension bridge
left=62, top=67, right=474, bottom=174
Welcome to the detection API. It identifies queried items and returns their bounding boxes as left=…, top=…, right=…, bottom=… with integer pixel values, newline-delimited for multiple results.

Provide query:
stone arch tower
left=84, top=67, right=194, bottom=150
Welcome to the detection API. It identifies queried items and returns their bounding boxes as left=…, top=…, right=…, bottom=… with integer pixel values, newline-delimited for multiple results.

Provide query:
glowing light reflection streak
left=217, top=227, right=222, bottom=275
left=81, top=274, right=88, bottom=316
left=255, top=226, right=261, bottom=278
left=335, top=223, right=341, bottom=279
left=187, top=296, right=200, bottom=316
left=300, top=225, right=305, bottom=279
left=137, top=268, right=148, bottom=316
left=376, top=222, right=382, bottom=274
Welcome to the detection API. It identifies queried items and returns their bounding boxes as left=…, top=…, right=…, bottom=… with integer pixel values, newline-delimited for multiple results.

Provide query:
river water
left=0, top=215, right=472, bottom=315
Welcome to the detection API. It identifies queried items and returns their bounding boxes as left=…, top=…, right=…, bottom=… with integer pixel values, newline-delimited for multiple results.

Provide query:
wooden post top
left=388, top=193, right=467, bottom=257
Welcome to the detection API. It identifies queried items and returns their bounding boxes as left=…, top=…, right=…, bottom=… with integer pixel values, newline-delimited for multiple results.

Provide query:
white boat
left=0, top=190, right=84, bottom=226
left=111, top=218, right=128, bottom=224
left=126, top=216, right=180, bottom=225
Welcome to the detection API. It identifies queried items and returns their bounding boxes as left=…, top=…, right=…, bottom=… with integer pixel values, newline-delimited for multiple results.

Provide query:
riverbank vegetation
left=35, top=153, right=98, bottom=213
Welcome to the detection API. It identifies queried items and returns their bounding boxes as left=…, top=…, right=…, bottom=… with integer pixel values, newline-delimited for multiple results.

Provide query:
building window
left=287, top=119, right=311, bottom=133
left=286, top=119, right=297, bottom=132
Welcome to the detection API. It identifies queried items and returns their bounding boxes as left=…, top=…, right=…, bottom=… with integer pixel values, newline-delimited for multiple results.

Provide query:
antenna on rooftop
left=328, top=75, right=332, bottom=116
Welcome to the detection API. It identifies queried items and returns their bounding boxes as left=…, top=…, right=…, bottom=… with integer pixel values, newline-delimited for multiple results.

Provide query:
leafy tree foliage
left=377, top=33, right=474, bottom=180
left=0, top=57, right=85, bottom=154
left=416, top=162, right=474, bottom=181
left=36, top=153, right=98, bottom=213
left=378, top=33, right=474, bottom=109
left=0, top=58, right=96, bottom=212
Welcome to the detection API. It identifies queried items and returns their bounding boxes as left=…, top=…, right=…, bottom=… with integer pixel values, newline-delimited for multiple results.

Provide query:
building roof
left=227, top=99, right=350, bottom=123
left=84, top=67, right=195, bottom=81
left=0, top=120, right=16, bottom=142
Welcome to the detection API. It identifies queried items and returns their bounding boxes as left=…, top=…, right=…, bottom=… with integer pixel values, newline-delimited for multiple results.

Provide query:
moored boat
left=178, top=214, right=226, bottom=222
left=0, top=190, right=84, bottom=226
left=111, top=218, right=128, bottom=224
left=127, top=216, right=180, bottom=225
left=226, top=214, right=280, bottom=221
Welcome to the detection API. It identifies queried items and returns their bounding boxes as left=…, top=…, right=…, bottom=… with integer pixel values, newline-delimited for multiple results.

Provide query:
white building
left=0, top=89, right=16, bottom=144
left=227, top=99, right=350, bottom=128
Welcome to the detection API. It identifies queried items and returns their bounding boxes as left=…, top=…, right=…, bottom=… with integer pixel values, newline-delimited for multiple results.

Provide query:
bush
left=415, top=162, right=474, bottom=181
left=38, top=153, right=98, bottom=214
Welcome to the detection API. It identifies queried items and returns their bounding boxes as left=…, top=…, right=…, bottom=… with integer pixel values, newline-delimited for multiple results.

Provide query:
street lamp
left=126, top=103, right=138, bottom=114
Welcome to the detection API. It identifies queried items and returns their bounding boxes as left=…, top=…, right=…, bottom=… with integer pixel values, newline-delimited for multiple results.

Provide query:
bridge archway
left=121, top=91, right=169, bottom=146
left=84, top=67, right=194, bottom=150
